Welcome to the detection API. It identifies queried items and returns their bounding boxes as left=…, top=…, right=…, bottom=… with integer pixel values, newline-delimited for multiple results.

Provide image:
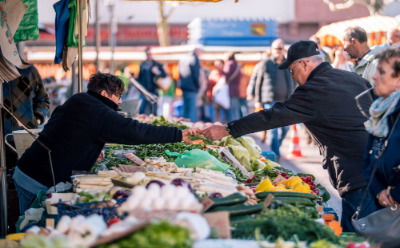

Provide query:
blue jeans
left=13, top=167, right=48, bottom=215
left=263, top=102, right=289, bottom=157
left=139, top=94, right=158, bottom=115
left=341, top=187, right=378, bottom=232
left=183, top=91, right=198, bottom=122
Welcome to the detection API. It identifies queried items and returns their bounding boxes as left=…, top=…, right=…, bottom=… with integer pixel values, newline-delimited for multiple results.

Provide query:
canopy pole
left=0, top=83, right=8, bottom=237
left=77, top=0, right=84, bottom=93
left=95, top=0, right=100, bottom=72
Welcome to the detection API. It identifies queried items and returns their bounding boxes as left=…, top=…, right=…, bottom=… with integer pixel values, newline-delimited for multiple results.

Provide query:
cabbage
left=236, top=137, right=261, bottom=159
left=250, top=159, right=266, bottom=171
left=228, top=145, right=251, bottom=170
left=219, top=136, right=242, bottom=147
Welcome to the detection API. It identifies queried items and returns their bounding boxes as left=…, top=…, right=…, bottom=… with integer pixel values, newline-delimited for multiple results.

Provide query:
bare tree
left=157, top=0, right=180, bottom=46
left=322, top=0, right=399, bottom=15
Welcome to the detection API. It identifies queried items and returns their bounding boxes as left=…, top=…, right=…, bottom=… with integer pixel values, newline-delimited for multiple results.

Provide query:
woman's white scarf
left=365, top=90, right=400, bottom=137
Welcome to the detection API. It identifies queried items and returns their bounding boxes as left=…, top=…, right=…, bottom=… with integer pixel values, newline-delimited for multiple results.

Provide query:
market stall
left=1, top=116, right=375, bottom=248
left=314, top=15, right=399, bottom=47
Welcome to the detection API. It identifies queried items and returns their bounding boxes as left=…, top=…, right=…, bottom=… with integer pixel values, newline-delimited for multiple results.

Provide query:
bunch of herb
left=151, top=116, right=188, bottom=130
left=232, top=205, right=339, bottom=244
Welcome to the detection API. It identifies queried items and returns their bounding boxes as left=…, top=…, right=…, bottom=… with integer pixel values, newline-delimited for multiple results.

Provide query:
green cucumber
left=210, top=193, right=247, bottom=207
left=273, top=196, right=315, bottom=206
left=256, top=191, right=318, bottom=200
left=206, top=203, right=263, bottom=216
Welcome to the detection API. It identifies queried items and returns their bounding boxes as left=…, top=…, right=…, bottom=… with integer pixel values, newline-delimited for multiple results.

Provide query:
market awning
left=315, top=15, right=399, bottom=47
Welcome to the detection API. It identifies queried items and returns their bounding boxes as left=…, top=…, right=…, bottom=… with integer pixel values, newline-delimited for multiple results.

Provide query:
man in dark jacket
left=179, top=48, right=201, bottom=122
left=137, top=47, right=167, bottom=115
left=202, top=40, right=377, bottom=232
left=13, top=73, right=196, bottom=214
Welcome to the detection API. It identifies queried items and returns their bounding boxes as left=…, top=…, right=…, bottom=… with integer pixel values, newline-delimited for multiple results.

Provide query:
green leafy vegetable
left=99, top=221, right=192, bottom=248
left=232, top=205, right=339, bottom=244
left=151, top=116, right=188, bottom=130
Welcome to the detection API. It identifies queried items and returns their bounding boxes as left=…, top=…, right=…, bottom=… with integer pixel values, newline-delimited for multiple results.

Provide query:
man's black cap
left=278, top=40, right=320, bottom=69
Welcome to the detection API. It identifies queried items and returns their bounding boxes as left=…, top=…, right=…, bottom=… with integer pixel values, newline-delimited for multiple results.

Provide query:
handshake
left=182, top=124, right=230, bottom=143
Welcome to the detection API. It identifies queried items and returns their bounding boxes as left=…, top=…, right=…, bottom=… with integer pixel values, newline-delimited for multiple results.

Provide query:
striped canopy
left=315, top=15, right=399, bottom=47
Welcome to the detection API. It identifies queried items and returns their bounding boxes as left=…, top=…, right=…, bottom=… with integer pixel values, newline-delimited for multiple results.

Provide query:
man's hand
left=377, top=188, right=397, bottom=207
left=182, top=128, right=201, bottom=143
left=201, top=124, right=229, bottom=140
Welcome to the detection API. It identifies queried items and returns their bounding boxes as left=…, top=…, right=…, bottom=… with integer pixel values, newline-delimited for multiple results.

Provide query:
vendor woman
left=13, top=72, right=198, bottom=214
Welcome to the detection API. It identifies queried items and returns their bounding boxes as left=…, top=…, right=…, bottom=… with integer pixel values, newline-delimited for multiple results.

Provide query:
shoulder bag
left=351, top=114, right=400, bottom=248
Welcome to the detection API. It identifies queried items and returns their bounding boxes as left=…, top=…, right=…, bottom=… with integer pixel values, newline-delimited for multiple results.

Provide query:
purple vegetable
left=171, top=178, right=187, bottom=187
left=171, top=178, right=193, bottom=192
left=113, top=190, right=131, bottom=200
left=209, top=192, right=223, bottom=199
left=146, top=180, right=165, bottom=188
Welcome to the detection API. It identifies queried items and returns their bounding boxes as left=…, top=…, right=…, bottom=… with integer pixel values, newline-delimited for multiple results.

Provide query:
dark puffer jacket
left=18, top=91, right=182, bottom=187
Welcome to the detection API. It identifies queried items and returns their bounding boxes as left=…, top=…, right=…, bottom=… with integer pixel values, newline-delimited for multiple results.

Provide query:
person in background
left=208, top=59, right=229, bottom=122
left=363, top=48, right=400, bottom=210
left=137, top=47, right=167, bottom=115
left=246, top=38, right=295, bottom=159
left=158, top=77, right=176, bottom=120
left=13, top=73, right=199, bottom=214
left=179, top=48, right=202, bottom=122
left=343, top=26, right=378, bottom=86
left=386, top=27, right=400, bottom=48
left=3, top=63, right=50, bottom=168
left=310, top=35, right=331, bottom=63
left=3, top=61, right=50, bottom=233
left=331, top=46, right=353, bottom=72
left=117, top=67, right=132, bottom=100
left=224, top=52, right=244, bottom=121
left=374, top=27, right=400, bottom=54
left=201, top=41, right=377, bottom=232
left=197, top=68, right=209, bottom=122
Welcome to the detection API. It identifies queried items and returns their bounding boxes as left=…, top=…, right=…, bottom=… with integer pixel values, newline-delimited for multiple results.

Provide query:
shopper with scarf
left=364, top=48, right=400, bottom=209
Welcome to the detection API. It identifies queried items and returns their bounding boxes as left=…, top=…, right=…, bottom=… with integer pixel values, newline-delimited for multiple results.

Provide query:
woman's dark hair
left=87, top=72, right=124, bottom=96
left=376, top=48, right=400, bottom=78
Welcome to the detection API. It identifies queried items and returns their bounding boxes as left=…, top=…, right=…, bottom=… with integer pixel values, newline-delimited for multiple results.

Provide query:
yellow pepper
left=255, top=178, right=275, bottom=192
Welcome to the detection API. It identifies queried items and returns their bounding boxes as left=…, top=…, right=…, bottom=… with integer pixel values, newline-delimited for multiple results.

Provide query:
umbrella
left=315, top=15, right=399, bottom=47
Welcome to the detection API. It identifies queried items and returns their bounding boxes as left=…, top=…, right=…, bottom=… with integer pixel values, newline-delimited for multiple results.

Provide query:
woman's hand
left=96, top=151, right=105, bottom=162
left=377, top=188, right=398, bottom=207
left=182, top=128, right=201, bottom=143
